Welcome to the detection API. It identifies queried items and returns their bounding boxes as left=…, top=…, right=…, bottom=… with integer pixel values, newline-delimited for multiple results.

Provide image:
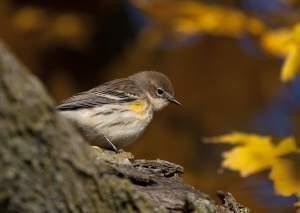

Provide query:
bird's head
left=129, top=71, right=181, bottom=111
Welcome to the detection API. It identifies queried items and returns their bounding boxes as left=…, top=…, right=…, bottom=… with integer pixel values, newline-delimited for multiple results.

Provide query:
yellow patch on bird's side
left=128, top=100, right=147, bottom=115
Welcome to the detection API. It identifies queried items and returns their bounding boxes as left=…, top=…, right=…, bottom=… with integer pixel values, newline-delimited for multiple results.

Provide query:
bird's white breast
left=59, top=103, right=153, bottom=148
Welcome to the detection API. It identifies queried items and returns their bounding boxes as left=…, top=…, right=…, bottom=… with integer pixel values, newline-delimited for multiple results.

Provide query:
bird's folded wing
left=56, top=78, right=143, bottom=110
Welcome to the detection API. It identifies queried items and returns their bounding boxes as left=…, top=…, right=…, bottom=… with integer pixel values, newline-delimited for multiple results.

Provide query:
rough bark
left=0, top=41, right=250, bottom=213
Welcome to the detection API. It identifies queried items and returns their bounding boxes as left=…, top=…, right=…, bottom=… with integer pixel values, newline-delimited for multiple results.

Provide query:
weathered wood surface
left=0, top=41, right=250, bottom=213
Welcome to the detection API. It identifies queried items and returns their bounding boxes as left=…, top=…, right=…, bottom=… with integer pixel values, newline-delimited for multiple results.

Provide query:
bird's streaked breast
left=58, top=100, right=153, bottom=148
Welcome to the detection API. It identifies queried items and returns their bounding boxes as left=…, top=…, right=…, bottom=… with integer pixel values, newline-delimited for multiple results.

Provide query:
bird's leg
left=104, top=136, right=118, bottom=152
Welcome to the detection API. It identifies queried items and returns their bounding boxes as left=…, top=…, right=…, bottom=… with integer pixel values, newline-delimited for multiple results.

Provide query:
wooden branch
left=0, top=41, right=250, bottom=213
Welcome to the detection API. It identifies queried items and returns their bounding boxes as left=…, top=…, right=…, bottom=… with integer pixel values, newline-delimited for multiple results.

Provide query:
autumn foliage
left=209, top=133, right=300, bottom=197
left=134, top=0, right=300, bottom=208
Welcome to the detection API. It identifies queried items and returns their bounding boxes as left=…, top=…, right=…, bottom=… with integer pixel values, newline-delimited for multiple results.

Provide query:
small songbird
left=57, top=71, right=180, bottom=151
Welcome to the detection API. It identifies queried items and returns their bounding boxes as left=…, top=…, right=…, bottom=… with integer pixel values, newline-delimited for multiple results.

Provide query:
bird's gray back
left=57, top=78, right=145, bottom=111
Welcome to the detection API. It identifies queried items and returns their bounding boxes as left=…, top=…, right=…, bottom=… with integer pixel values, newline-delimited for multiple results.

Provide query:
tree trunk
left=0, top=41, right=250, bottom=213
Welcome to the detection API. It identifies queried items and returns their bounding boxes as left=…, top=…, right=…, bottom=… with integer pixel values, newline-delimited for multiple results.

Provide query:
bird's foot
left=104, top=136, right=119, bottom=153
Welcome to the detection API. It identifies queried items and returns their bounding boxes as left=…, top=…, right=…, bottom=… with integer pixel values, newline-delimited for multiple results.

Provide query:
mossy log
left=0, top=41, right=250, bottom=213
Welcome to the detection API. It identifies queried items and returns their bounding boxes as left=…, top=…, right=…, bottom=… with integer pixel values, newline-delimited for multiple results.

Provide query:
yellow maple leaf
left=174, top=2, right=266, bottom=37
left=222, top=139, right=276, bottom=177
left=132, top=0, right=266, bottom=38
left=274, top=137, right=299, bottom=156
left=208, top=132, right=271, bottom=145
left=281, top=44, right=300, bottom=82
left=260, top=23, right=300, bottom=82
left=211, top=134, right=299, bottom=177
left=270, top=159, right=300, bottom=196
left=281, top=23, right=300, bottom=82
left=261, top=29, right=292, bottom=56
left=211, top=133, right=300, bottom=196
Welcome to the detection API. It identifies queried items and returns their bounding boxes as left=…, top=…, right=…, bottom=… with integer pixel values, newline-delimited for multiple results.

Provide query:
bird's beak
left=166, top=93, right=182, bottom=105
left=170, top=98, right=182, bottom=105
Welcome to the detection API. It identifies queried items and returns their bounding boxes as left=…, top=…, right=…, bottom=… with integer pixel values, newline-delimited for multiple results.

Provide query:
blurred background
left=1, top=0, right=300, bottom=212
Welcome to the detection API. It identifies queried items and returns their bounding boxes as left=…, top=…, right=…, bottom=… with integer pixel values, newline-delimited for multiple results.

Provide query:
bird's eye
left=157, top=88, right=164, bottom=96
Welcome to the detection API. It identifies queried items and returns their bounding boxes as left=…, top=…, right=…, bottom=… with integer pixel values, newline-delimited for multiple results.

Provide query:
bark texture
left=0, top=41, right=250, bottom=213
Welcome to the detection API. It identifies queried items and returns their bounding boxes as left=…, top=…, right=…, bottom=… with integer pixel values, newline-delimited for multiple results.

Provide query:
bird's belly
left=60, top=104, right=153, bottom=149
left=101, top=108, right=153, bottom=147
left=103, top=119, right=149, bottom=148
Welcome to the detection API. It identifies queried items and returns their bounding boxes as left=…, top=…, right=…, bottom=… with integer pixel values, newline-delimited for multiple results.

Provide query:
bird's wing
left=56, top=78, right=143, bottom=110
